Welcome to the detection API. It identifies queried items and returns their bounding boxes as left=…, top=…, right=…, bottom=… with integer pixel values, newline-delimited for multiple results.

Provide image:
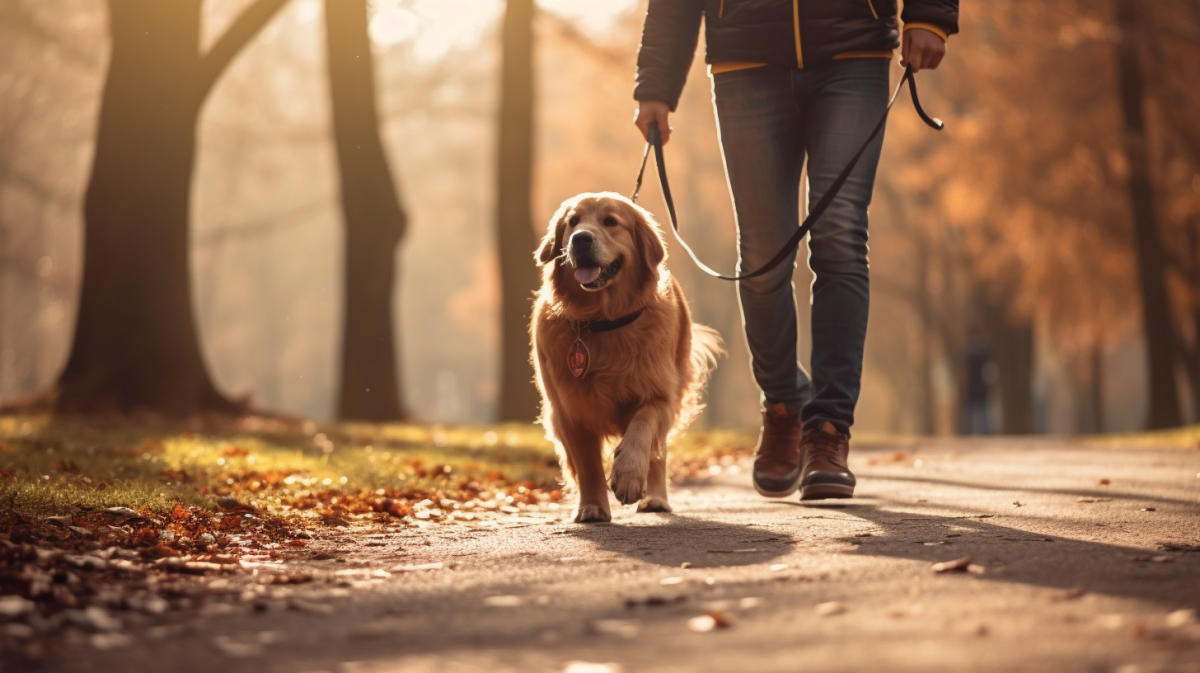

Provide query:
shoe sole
left=754, top=481, right=800, bottom=499
left=799, top=483, right=855, bottom=500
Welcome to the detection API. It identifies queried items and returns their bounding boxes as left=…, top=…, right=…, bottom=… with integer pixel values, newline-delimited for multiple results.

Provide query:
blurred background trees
left=495, top=0, right=540, bottom=422
left=325, top=0, right=409, bottom=421
left=1, top=0, right=1197, bottom=433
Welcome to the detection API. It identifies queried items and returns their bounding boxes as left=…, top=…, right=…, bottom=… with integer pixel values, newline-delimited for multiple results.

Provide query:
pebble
left=65, top=606, right=121, bottom=632
left=1166, top=609, right=1197, bottom=628
left=217, top=496, right=239, bottom=509
left=0, top=595, right=35, bottom=620
left=90, top=633, right=132, bottom=650
left=815, top=601, right=847, bottom=617
left=2, top=623, right=35, bottom=639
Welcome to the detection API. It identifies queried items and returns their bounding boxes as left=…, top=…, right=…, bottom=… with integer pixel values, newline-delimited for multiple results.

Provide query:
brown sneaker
left=751, top=403, right=804, bottom=498
left=799, top=422, right=856, bottom=500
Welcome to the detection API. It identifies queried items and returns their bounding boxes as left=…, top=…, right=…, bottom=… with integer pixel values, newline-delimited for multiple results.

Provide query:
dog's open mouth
left=573, top=257, right=622, bottom=291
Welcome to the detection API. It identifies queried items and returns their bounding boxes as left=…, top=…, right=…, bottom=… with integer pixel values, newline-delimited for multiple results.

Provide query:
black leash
left=631, top=65, right=943, bottom=282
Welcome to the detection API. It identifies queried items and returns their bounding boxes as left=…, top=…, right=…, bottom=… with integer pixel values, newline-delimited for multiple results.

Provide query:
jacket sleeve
left=634, top=0, right=705, bottom=111
left=901, top=0, right=959, bottom=38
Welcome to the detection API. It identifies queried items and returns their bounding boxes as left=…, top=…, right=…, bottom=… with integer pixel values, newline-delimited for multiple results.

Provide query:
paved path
left=14, top=437, right=1200, bottom=673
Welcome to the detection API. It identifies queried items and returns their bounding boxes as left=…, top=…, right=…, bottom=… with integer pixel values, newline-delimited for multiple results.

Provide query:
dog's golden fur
left=530, top=192, right=721, bottom=523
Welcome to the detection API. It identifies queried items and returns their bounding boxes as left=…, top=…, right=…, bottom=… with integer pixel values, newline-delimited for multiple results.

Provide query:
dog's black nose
left=569, top=231, right=595, bottom=250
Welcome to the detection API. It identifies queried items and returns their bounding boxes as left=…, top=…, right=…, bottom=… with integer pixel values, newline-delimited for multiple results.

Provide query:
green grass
left=1080, top=423, right=1200, bottom=450
left=0, top=415, right=756, bottom=518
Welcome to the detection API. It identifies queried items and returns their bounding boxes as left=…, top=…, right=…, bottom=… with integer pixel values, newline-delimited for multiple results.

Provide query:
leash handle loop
left=634, top=65, right=941, bottom=282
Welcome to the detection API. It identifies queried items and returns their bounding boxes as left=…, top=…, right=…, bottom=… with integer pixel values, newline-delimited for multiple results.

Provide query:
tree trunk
left=55, top=0, right=287, bottom=415
left=1089, top=342, right=1106, bottom=433
left=990, top=313, right=1035, bottom=434
left=495, top=0, right=541, bottom=422
left=59, top=1, right=227, bottom=414
left=325, top=0, right=408, bottom=421
left=915, top=244, right=937, bottom=435
left=1114, top=0, right=1182, bottom=429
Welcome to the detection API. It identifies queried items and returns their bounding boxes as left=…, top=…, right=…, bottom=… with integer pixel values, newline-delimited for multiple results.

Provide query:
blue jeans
left=711, top=59, right=889, bottom=434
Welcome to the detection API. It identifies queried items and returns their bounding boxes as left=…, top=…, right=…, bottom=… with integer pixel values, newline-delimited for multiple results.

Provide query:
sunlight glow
left=369, top=7, right=420, bottom=48
left=364, top=0, right=640, bottom=58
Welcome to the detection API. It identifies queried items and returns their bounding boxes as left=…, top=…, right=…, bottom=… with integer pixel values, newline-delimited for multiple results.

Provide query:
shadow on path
left=804, top=502, right=1200, bottom=609
left=859, top=471, right=1200, bottom=509
left=565, top=514, right=794, bottom=568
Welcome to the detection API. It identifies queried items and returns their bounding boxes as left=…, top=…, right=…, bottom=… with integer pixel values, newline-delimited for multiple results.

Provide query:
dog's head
left=535, top=192, right=666, bottom=297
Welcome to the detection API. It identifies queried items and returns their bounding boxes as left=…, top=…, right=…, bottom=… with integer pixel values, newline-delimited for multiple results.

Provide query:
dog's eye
left=602, top=216, right=618, bottom=228
left=568, top=215, right=581, bottom=227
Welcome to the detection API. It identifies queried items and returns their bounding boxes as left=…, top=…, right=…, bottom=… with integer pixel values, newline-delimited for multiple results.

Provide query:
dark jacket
left=635, top=0, right=959, bottom=110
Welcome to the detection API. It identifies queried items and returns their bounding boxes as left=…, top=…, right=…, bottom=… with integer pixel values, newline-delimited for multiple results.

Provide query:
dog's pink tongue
left=574, top=266, right=602, bottom=284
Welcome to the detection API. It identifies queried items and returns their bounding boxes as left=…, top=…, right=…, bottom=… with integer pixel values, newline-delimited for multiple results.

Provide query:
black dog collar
left=579, top=306, right=646, bottom=333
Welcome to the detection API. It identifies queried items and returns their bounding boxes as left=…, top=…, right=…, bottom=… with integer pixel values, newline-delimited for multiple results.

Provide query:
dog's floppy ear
left=630, top=203, right=666, bottom=274
left=536, top=201, right=571, bottom=265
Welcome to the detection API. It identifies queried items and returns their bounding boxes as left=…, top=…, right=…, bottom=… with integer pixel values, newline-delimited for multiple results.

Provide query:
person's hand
left=901, top=28, right=945, bottom=72
left=634, top=101, right=672, bottom=145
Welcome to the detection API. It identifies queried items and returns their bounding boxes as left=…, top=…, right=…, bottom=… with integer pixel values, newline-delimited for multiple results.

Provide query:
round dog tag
left=568, top=338, right=590, bottom=378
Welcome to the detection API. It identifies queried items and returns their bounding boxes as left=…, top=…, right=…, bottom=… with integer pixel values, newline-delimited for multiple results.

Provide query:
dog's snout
left=569, top=230, right=595, bottom=250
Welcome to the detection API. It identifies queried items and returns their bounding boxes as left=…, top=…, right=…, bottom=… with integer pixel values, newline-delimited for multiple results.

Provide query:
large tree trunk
left=325, top=0, right=408, bottom=421
left=495, top=0, right=540, bottom=422
left=55, top=0, right=287, bottom=415
left=60, top=1, right=225, bottom=414
left=1114, top=0, right=1182, bottom=429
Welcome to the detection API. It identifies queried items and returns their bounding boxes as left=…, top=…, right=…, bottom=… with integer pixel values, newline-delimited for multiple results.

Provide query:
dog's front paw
left=636, top=497, right=672, bottom=513
left=609, top=446, right=649, bottom=505
left=573, top=503, right=611, bottom=523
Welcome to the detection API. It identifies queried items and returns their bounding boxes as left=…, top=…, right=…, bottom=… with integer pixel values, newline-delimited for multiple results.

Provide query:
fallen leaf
left=287, top=599, right=333, bottom=615
left=1098, top=478, right=1111, bottom=486
left=483, top=595, right=523, bottom=607
left=926, top=556, right=984, bottom=571
left=659, top=576, right=684, bottom=586
left=588, top=618, right=640, bottom=638
left=563, top=662, right=623, bottom=673
left=90, top=633, right=132, bottom=650
left=388, top=562, right=444, bottom=572
left=815, top=601, right=847, bottom=617
left=687, top=611, right=732, bottom=632
left=1076, top=497, right=1111, bottom=503
left=1157, top=543, right=1200, bottom=552
left=0, top=596, right=35, bottom=620
left=1051, top=587, right=1088, bottom=601
left=65, top=606, right=121, bottom=632
left=1011, top=501, right=1023, bottom=507
left=1166, top=609, right=1197, bottom=628
left=213, top=635, right=263, bottom=658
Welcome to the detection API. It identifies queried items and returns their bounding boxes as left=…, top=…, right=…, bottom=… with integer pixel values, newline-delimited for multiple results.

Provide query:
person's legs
left=711, top=66, right=811, bottom=414
left=798, top=59, right=889, bottom=435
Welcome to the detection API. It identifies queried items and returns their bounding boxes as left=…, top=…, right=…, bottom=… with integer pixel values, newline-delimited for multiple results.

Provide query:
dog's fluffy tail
left=672, top=322, right=724, bottom=441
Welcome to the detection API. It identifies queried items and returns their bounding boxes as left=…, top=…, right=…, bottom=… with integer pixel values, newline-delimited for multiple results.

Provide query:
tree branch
left=196, top=0, right=291, bottom=103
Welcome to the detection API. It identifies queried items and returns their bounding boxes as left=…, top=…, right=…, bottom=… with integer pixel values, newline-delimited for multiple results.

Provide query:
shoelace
left=805, top=430, right=845, bottom=468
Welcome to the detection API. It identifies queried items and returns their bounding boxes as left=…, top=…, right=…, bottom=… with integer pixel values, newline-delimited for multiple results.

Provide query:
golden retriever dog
left=530, top=192, right=722, bottom=523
